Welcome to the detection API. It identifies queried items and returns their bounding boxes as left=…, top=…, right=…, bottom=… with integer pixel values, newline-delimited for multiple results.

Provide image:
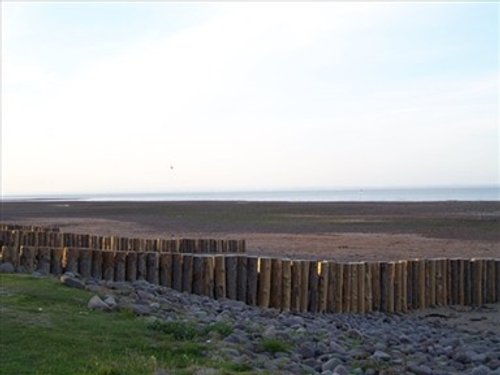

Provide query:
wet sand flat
left=1, top=201, right=499, bottom=261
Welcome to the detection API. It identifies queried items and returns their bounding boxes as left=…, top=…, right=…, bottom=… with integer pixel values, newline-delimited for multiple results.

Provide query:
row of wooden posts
left=0, top=223, right=60, bottom=232
left=0, top=229, right=246, bottom=254
left=1, top=245, right=498, bottom=314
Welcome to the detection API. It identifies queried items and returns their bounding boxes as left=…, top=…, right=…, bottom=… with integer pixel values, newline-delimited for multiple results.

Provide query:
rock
left=132, top=304, right=152, bottom=316
left=60, top=274, right=85, bottom=289
left=471, top=365, right=492, bottom=375
left=88, top=295, right=110, bottom=311
left=194, top=369, right=219, bottom=375
left=488, top=359, right=500, bottom=370
left=103, top=295, right=117, bottom=308
left=322, top=358, right=342, bottom=372
left=298, top=343, right=316, bottom=359
left=0, top=262, right=15, bottom=273
left=321, top=371, right=333, bottom=375
left=329, top=341, right=346, bottom=354
left=371, top=350, right=390, bottom=361
left=262, top=325, right=277, bottom=339
left=333, top=364, right=348, bottom=375
left=407, top=364, right=432, bottom=375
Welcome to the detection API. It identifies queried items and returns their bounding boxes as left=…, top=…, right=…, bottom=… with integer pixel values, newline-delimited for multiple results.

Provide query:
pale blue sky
left=1, top=2, right=498, bottom=195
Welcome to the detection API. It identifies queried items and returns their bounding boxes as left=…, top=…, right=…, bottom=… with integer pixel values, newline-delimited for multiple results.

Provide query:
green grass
left=0, top=274, right=253, bottom=375
left=260, top=338, right=292, bottom=354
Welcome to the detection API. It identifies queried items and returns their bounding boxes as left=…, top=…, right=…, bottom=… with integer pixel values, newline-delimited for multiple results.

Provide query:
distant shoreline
left=2, top=186, right=499, bottom=203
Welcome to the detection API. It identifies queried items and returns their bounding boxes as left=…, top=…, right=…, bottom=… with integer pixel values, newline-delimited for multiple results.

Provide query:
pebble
left=45, top=273, right=500, bottom=374
left=0, top=262, right=15, bottom=273
left=60, top=274, right=85, bottom=289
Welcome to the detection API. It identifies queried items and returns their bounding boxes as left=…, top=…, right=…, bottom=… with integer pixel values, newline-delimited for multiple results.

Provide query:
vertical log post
left=192, top=255, right=204, bottom=295
left=102, top=251, right=115, bottom=281
left=62, top=247, right=79, bottom=274
left=318, top=261, right=329, bottom=313
left=79, top=249, right=92, bottom=278
left=291, top=260, right=301, bottom=312
left=181, top=254, right=193, bottom=293
left=258, top=257, right=272, bottom=308
left=281, top=259, right=292, bottom=312
left=114, top=251, right=126, bottom=282
left=237, top=256, right=248, bottom=303
left=36, top=247, right=51, bottom=275
left=214, top=256, right=227, bottom=299
left=172, top=254, right=183, bottom=291
left=137, top=253, right=147, bottom=280
left=159, top=253, right=172, bottom=288
left=20, top=246, right=36, bottom=273
left=350, top=263, right=359, bottom=313
left=334, top=263, right=344, bottom=313
left=327, top=262, right=336, bottom=313
left=203, top=256, right=215, bottom=298
left=246, top=257, right=258, bottom=306
left=299, top=260, right=310, bottom=313
left=125, top=252, right=137, bottom=282
left=308, top=261, right=319, bottom=313
left=270, top=258, right=283, bottom=309
left=357, top=262, right=366, bottom=313
left=226, top=255, right=238, bottom=300
left=146, top=252, right=160, bottom=285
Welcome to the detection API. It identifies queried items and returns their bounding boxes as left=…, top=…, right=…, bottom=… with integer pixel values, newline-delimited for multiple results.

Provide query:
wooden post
left=334, top=263, right=344, bottom=313
left=181, top=254, right=193, bottom=293
left=20, top=246, right=36, bottom=273
left=487, top=259, right=496, bottom=303
left=299, top=260, right=310, bottom=313
left=62, top=247, right=79, bottom=274
left=371, top=262, right=381, bottom=311
left=350, top=263, right=358, bottom=313
left=281, top=259, right=292, bottom=312
left=203, top=256, right=215, bottom=298
left=79, top=249, right=92, bottom=278
left=270, top=258, right=283, bottom=309
left=417, top=259, right=426, bottom=309
left=401, top=260, right=408, bottom=313
left=291, top=260, right=301, bottom=312
left=365, top=262, right=373, bottom=313
left=237, top=256, right=248, bottom=303
left=308, top=261, right=319, bottom=313
left=339, top=262, right=349, bottom=313
left=159, top=253, right=172, bottom=287
left=102, top=251, right=115, bottom=281
left=394, top=261, right=403, bottom=313
left=214, top=256, right=226, bottom=299
left=472, top=259, right=483, bottom=306
left=428, top=260, right=436, bottom=306
left=192, top=255, right=204, bottom=295
left=125, top=252, right=137, bottom=282
left=2, top=246, right=19, bottom=268
left=258, top=257, right=272, bottom=308
left=442, top=258, right=448, bottom=306
left=247, top=257, right=258, bottom=306
left=327, top=262, right=336, bottom=313
left=146, top=252, right=160, bottom=285
left=172, top=254, right=183, bottom=291
left=357, top=262, right=366, bottom=313
left=464, top=259, right=472, bottom=305
left=114, top=251, right=126, bottom=282
left=436, top=258, right=444, bottom=306
left=36, top=247, right=51, bottom=275
left=225, top=255, right=238, bottom=300
left=495, top=260, right=500, bottom=303
left=318, top=261, right=329, bottom=313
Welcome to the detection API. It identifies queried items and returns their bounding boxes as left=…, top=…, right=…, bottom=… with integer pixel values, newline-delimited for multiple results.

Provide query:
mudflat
left=1, top=201, right=499, bottom=261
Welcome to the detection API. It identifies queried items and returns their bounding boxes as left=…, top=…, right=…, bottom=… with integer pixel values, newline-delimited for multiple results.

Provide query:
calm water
left=3, top=186, right=499, bottom=202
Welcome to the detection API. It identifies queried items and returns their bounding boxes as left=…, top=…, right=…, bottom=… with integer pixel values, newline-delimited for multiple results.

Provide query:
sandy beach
left=1, top=201, right=498, bottom=261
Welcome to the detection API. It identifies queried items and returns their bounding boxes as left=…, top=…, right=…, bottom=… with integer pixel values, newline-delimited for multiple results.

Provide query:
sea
left=3, top=186, right=499, bottom=202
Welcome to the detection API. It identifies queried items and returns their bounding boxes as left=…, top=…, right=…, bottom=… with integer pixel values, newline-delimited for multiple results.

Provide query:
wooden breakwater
left=0, top=228, right=246, bottom=253
left=1, top=245, right=498, bottom=314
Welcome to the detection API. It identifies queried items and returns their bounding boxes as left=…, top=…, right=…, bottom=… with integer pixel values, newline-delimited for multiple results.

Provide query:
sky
left=1, top=2, right=499, bottom=195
